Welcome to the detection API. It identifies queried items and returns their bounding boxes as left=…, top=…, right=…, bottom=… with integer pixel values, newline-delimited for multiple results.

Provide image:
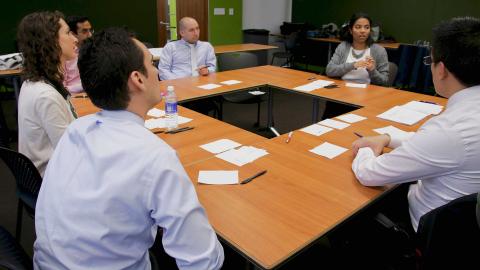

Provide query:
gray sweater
left=326, top=41, right=389, bottom=86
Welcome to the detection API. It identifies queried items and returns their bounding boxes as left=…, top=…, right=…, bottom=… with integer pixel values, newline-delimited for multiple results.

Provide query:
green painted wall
left=0, top=0, right=158, bottom=54
left=209, top=0, right=242, bottom=45
left=292, top=0, right=480, bottom=43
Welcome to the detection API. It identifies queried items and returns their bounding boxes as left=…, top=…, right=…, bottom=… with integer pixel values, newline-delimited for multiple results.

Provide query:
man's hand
left=197, top=65, right=209, bottom=76
left=352, top=134, right=390, bottom=157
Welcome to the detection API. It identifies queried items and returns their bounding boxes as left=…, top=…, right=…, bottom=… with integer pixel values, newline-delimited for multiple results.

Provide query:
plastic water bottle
left=165, top=86, right=178, bottom=131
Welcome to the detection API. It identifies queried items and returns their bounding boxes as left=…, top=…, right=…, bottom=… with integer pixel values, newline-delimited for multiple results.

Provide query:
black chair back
left=0, top=226, right=32, bottom=270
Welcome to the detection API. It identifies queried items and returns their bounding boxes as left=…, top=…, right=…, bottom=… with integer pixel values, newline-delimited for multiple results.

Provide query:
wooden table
left=72, top=65, right=446, bottom=269
left=0, top=68, right=22, bottom=101
left=309, top=37, right=401, bottom=63
left=214, top=43, right=278, bottom=54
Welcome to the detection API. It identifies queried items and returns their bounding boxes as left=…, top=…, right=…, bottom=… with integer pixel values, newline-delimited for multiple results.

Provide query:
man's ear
left=437, top=61, right=448, bottom=80
left=127, top=71, right=145, bottom=94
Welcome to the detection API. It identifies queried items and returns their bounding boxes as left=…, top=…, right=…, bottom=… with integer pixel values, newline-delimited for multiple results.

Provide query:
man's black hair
left=78, top=27, right=147, bottom=110
left=432, top=17, right=480, bottom=87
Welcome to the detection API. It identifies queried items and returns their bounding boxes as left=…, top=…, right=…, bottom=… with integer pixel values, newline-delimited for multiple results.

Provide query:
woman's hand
left=365, top=56, right=376, bottom=71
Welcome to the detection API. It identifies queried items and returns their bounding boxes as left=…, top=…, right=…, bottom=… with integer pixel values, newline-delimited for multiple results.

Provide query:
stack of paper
left=293, top=80, right=334, bottom=92
left=377, top=106, right=429, bottom=125
left=220, top=80, right=242, bottom=85
left=200, top=139, right=242, bottom=154
left=215, top=146, right=268, bottom=166
left=345, top=82, right=367, bottom=88
left=373, top=125, right=411, bottom=137
left=309, top=142, right=348, bottom=159
left=318, top=119, right=350, bottom=130
left=198, top=170, right=239, bottom=185
left=300, top=124, right=333, bottom=136
left=145, top=118, right=166, bottom=129
left=335, top=113, right=367, bottom=123
left=147, top=108, right=165, bottom=117
left=402, top=101, right=443, bottom=115
left=198, top=83, right=222, bottom=90
left=178, top=116, right=193, bottom=124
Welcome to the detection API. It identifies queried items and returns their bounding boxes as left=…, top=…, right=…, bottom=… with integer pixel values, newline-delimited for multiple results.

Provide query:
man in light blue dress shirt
left=158, top=17, right=216, bottom=80
left=33, top=28, right=224, bottom=270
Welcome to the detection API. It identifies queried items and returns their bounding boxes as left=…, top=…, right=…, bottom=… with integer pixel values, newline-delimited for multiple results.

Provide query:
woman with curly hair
left=17, top=11, right=78, bottom=176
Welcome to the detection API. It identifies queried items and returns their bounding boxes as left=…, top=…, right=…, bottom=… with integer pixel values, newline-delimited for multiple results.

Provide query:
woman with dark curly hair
left=17, top=11, right=78, bottom=176
left=326, top=12, right=389, bottom=86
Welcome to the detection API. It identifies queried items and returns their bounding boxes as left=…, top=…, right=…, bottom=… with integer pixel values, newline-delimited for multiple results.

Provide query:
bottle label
left=166, top=102, right=177, bottom=114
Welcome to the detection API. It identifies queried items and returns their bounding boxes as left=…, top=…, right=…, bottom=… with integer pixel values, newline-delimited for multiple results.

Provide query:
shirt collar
left=97, top=110, right=145, bottom=126
left=447, top=85, right=480, bottom=108
left=180, top=38, right=197, bottom=47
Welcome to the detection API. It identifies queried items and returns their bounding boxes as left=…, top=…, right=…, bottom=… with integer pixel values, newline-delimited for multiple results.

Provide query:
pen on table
left=353, top=132, right=363, bottom=138
left=307, top=76, right=316, bottom=81
left=153, top=130, right=164, bottom=134
left=418, top=100, right=438, bottom=105
left=240, top=170, right=267, bottom=185
left=269, top=127, right=280, bottom=137
left=166, top=126, right=194, bottom=134
left=285, top=131, right=293, bottom=143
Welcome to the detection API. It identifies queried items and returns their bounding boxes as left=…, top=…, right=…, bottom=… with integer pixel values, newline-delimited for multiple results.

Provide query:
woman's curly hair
left=17, top=11, right=69, bottom=98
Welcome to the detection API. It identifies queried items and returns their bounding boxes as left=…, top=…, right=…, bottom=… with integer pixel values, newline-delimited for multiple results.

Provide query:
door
left=156, top=0, right=209, bottom=46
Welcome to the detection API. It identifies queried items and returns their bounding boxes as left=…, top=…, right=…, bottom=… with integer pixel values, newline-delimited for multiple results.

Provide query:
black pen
left=307, top=77, right=316, bottom=81
left=153, top=130, right=164, bottom=134
left=240, top=170, right=267, bottom=185
left=353, top=132, right=363, bottom=138
left=166, top=126, right=194, bottom=134
left=418, top=100, right=438, bottom=105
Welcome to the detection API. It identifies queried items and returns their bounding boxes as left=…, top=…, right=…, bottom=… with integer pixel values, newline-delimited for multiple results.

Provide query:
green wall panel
left=208, top=0, right=242, bottom=45
left=292, top=0, right=480, bottom=43
left=0, top=0, right=158, bottom=54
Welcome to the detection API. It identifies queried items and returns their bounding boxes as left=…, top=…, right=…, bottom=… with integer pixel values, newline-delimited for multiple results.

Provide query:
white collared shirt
left=34, top=110, right=224, bottom=270
left=158, top=39, right=216, bottom=80
left=352, top=85, right=480, bottom=231
left=18, top=80, right=75, bottom=176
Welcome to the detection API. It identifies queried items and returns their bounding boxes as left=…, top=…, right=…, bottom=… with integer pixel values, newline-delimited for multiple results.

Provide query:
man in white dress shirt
left=34, top=28, right=224, bottom=270
left=351, top=17, right=480, bottom=232
left=158, top=17, right=216, bottom=80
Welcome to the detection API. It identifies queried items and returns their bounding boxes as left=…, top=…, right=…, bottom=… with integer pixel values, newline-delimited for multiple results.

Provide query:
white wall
left=242, top=0, right=292, bottom=34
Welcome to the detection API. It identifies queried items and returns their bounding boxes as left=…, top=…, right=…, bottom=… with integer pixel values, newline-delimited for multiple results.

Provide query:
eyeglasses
left=423, top=55, right=432, bottom=66
left=80, top=28, right=94, bottom=35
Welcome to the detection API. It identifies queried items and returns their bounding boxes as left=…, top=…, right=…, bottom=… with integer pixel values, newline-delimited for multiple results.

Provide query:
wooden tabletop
left=72, top=65, right=446, bottom=269
left=309, top=37, right=401, bottom=50
left=0, top=68, right=22, bottom=76
left=214, top=43, right=278, bottom=54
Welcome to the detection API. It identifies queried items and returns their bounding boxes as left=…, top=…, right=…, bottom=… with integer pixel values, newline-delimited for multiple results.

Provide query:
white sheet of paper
left=309, top=142, right=348, bottom=159
left=144, top=118, right=166, bottom=129
left=345, top=82, right=367, bottom=88
left=198, top=170, right=238, bottom=185
left=373, top=125, right=410, bottom=137
left=335, top=113, right=367, bottom=123
left=300, top=124, right=333, bottom=136
left=200, top=139, right=242, bottom=154
left=293, top=80, right=334, bottom=92
left=178, top=116, right=193, bottom=124
left=147, top=108, right=165, bottom=118
left=215, top=146, right=268, bottom=166
left=402, top=101, right=443, bottom=115
left=377, top=106, right=429, bottom=125
left=220, top=80, right=242, bottom=85
left=198, top=83, right=222, bottom=90
left=318, top=119, right=350, bottom=130
left=248, top=91, right=265, bottom=95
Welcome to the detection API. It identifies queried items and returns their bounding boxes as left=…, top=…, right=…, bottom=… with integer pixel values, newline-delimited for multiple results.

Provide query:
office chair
left=0, top=226, right=32, bottom=270
left=416, top=193, right=480, bottom=269
left=388, top=62, right=398, bottom=87
left=0, top=147, right=42, bottom=242
left=270, top=32, right=297, bottom=67
left=217, top=52, right=267, bottom=127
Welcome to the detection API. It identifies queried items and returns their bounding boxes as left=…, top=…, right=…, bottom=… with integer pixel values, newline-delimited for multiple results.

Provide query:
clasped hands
left=354, top=56, right=375, bottom=71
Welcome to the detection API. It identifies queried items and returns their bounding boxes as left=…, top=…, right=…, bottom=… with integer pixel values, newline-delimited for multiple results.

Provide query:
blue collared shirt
left=158, top=39, right=217, bottom=80
left=34, top=110, right=224, bottom=270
